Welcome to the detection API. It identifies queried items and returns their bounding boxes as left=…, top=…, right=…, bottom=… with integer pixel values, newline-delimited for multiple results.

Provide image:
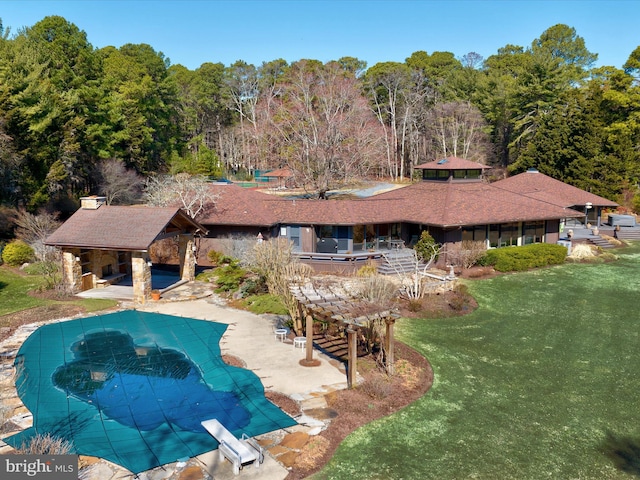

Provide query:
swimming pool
left=5, top=310, right=296, bottom=473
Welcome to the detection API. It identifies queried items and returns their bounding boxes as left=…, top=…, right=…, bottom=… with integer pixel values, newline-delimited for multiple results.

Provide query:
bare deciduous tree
left=144, top=173, right=219, bottom=219
left=96, top=158, right=144, bottom=205
left=425, top=101, right=493, bottom=162
left=14, top=210, right=61, bottom=261
left=257, top=60, right=386, bottom=198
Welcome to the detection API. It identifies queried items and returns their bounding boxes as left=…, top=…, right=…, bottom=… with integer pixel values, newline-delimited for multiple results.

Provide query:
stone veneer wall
left=178, top=234, right=196, bottom=281
left=62, top=250, right=82, bottom=292
left=131, top=252, right=152, bottom=303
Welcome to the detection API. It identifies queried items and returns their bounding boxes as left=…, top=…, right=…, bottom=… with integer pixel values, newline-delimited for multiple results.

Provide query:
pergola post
left=347, top=326, right=357, bottom=389
left=385, top=318, right=396, bottom=375
left=305, top=313, right=314, bottom=363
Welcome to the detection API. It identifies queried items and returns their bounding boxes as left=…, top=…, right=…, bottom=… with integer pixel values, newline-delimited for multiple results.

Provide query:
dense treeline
left=0, top=16, right=639, bottom=213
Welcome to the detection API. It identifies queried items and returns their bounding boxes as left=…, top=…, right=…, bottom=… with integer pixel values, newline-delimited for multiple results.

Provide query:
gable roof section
left=493, top=170, right=618, bottom=208
left=45, top=206, right=205, bottom=251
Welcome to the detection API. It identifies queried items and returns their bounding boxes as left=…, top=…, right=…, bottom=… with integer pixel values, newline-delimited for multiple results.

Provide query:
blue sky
left=1, top=1, right=638, bottom=70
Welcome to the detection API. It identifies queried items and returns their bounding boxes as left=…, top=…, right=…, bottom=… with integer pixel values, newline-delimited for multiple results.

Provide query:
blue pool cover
left=5, top=310, right=296, bottom=473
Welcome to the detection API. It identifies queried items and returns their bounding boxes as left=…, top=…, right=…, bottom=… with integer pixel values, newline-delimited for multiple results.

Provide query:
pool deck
left=0, top=284, right=353, bottom=480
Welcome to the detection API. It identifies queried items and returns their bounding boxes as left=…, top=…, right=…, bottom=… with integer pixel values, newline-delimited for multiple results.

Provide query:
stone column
left=178, top=234, right=196, bottom=282
left=132, top=252, right=152, bottom=304
left=62, top=250, right=82, bottom=293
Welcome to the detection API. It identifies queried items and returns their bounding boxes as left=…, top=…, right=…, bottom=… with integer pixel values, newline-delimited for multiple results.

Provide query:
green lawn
left=317, top=244, right=640, bottom=479
left=0, top=266, right=49, bottom=315
left=0, top=266, right=117, bottom=317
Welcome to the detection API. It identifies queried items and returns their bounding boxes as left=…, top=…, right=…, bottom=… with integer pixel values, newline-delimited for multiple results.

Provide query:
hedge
left=478, top=243, right=567, bottom=272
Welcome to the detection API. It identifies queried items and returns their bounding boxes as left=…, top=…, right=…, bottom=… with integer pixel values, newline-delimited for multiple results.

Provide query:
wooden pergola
left=290, top=284, right=400, bottom=388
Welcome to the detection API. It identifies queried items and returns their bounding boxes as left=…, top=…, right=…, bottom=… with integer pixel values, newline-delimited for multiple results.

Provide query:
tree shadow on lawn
left=602, top=432, right=640, bottom=476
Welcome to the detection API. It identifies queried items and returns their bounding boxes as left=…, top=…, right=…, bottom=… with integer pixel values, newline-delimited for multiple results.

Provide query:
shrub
left=17, top=433, right=73, bottom=455
left=357, top=275, right=398, bottom=304
left=207, top=249, right=233, bottom=266
left=448, top=240, right=487, bottom=269
left=356, top=262, right=378, bottom=277
left=449, top=284, right=472, bottom=312
left=242, top=294, right=288, bottom=315
left=414, top=231, right=439, bottom=263
left=359, top=372, right=393, bottom=399
left=479, top=244, right=567, bottom=272
left=213, top=264, right=247, bottom=292
left=238, top=276, right=267, bottom=297
left=1, top=240, right=34, bottom=266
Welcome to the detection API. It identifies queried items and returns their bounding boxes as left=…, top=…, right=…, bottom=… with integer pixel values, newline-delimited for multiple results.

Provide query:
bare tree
left=14, top=210, right=61, bottom=261
left=144, top=173, right=219, bottom=219
left=424, top=101, right=493, bottom=162
left=257, top=60, right=385, bottom=198
left=96, top=158, right=144, bottom=205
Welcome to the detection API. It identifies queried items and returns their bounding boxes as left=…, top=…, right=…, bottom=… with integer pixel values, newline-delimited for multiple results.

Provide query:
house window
left=317, top=225, right=334, bottom=239
left=489, top=225, right=500, bottom=248
left=286, top=226, right=301, bottom=251
left=499, top=223, right=519, bottom=247
left=462, top=225, right=487, bottom=242
left=523, top=221, right=544, bottom=244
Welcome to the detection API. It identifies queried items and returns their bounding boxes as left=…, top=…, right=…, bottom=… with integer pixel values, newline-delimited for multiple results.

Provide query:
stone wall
left=131, top=253, right=152, bottom=304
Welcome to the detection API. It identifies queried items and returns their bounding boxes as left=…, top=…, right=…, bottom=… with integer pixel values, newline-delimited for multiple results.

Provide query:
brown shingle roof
left=197, top=184, right=281, bottom=226
left=364, top=181, right=582, bottom=227
left=45, top=206, right=205, bottom=251
left=262, top=167, right=293, bottom=178
left=414, top=156, right=490, bottom=170
left=199, top=180, right=583, bottom=229
left=493, top=170, right=618, bottom=208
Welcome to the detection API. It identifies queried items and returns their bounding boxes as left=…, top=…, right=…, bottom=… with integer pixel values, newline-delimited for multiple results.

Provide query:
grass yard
left=0, top=266, right=49, bottom=316
left=317, top=244, right=640, bottom=479
left=0, top=266, right=117, bottom=331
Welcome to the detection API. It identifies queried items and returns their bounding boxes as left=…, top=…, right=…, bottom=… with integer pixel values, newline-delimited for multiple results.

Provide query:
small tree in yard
left=249, top=237, right=313, bottom=334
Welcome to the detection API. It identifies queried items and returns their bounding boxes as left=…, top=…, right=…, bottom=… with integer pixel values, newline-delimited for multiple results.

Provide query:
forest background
left=0, top=15, right=639, bottom=227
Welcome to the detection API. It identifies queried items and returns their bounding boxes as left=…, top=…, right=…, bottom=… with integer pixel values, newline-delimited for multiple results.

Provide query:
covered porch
left=45, top=197, right=207, bottom=303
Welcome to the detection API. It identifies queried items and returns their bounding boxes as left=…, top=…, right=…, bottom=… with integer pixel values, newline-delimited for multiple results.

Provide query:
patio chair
left=201, top=418, right=264, bottom=475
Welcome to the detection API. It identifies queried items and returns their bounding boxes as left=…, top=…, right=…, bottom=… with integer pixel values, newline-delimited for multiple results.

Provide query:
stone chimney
left=80, top=196, right=107, bottom=210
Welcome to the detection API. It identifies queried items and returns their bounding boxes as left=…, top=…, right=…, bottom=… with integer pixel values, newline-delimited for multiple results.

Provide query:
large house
left=197, top=157, right=618, bottom=270
left=45, top=157, right=620, bottom=298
